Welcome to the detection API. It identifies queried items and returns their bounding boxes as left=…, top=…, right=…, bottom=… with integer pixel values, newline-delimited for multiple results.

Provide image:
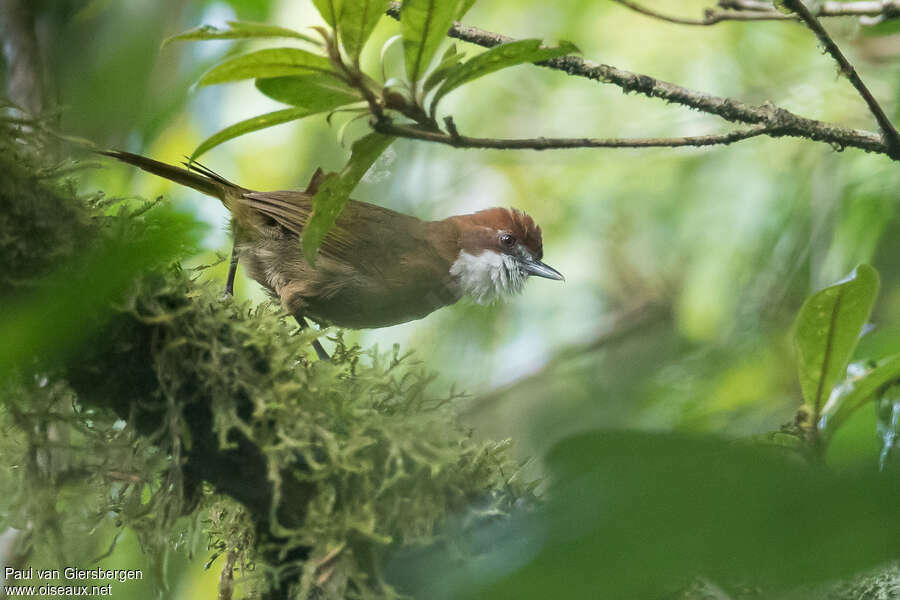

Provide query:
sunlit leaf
left=198, top=48, right=338, bottom=86
left=401, top=0, right=458, bottom=84
left=312, top=0, right=343, bottom=26
left=0, top=209, right=203, bottom=380
left=422, top=44, right=463, bottom=94
left=302, top=133, right=395, bottom=264
left=255, top=74, right=361, bottom=109
left=163, top=21, right=319, bottom=47
left=793, top=265, right=879, bottom=419
left=430, top=39, right=578, bottom=112
left=339, top=0, right=390, bottom=60
left=191, top=107, right=323, bottom=160
left=395, top=431, right=900, bottom=599
left=823, top=353, right=900, bottom=432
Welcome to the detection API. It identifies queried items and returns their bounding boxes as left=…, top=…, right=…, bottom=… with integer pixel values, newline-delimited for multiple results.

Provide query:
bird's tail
left=98, top=150, right=242, bottom=206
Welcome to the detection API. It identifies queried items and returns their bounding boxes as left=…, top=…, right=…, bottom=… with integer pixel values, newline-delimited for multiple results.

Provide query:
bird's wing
left=239, top=190, right=409, bottom=266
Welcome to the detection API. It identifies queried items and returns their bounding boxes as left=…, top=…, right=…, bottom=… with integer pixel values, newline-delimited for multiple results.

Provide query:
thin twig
left=611, top=0, right=719, bottom=25
left=373, top=119, right=772, bottom=150
left=610, top=0, right=792, bottom=25
left=783, top=0, right=900, bottom=153
left=384, top=3, right=897, bottom=160
left=612, top=0, right=900, bottom=25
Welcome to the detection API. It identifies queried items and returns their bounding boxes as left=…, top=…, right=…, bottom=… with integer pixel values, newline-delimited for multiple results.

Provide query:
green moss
left=0, top=119, right=94, bottom=295
left=88, top=270, right=528, bottom=597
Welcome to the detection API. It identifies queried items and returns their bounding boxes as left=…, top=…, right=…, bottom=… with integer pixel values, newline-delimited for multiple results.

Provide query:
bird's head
left=448, top=207, right=564, bottom=304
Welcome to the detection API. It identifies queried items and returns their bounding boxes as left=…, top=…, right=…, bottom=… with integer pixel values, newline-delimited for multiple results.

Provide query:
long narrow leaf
left=401, top=0, right=458, bottom=84
left=312, top=0, right=343, bottom=26
left=256, top=74, right=361, bottom=109
left=198, top=48, right=338, bottom=86
left=430, top=39, right=577, bottom=112
left=163, top=21, right=319, bottom=46
left=339, top=0, right=389, bottom=60
left=794, top=264, right=880, bottom=418
left=422, top=44, right=463, bottom=94
left=191, top=108, right=322, bottom=160
left=302, top=133, right=395, bottom=263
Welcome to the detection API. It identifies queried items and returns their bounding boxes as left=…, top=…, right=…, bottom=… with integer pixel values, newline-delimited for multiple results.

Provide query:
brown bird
left=102, top=151, right=563, bottom=352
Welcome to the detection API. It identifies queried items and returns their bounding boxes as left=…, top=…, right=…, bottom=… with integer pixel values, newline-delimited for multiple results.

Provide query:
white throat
left=449, top=250, right=527, bottom=304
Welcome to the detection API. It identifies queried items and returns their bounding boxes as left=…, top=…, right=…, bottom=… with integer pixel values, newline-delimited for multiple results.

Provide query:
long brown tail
left=98, top=150, right=242, bottom=205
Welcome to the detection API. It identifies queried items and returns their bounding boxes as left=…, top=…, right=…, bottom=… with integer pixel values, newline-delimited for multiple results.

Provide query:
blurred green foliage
left=396, top=431, right=900, bottom=599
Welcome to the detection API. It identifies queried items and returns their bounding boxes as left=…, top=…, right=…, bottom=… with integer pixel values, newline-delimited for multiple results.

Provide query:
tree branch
left=373, top=118, right=772, bottom=150
left=612, top=0, right=900, bottom=26
left=782, top=0, right=900, bottom=154
left=385, top=3, right=898, bottom=160
left=717, top=0, right=781, bottom=11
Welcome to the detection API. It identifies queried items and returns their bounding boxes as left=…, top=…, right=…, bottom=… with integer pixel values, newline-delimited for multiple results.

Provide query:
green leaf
left=422, top=44, right=463, bottom=94
left=313, top=0, right=388, bottom=59
left=823, top=353, right=900, bottom=432
left=302, top=133, right=395, bottom=264
left=198, top=48, right=338, bottom=86
left=397, top=431, right=900, bottom=599
left=430, top=39, right=577, bottom=111
left=793, top=264, right=880, bottom=418
left=191, top=107, right=322, bottom=160
left=256, top=74, right=361, bottom=109
left=339, top=0, right=390, bottom=60
left=163, top=21, right=319, bottom=47
left=401, top=0, right=458, bottom=84
left=312, top=0, right=343, bottom=26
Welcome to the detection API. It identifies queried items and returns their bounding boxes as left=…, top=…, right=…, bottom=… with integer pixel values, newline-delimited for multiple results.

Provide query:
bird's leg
left=224, top=243, right=239, bottom=297
left=295, top=315, right=330, bottom=361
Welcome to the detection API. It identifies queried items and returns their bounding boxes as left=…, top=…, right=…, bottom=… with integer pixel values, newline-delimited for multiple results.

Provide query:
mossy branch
left=0, top=115, right=528, bottom=599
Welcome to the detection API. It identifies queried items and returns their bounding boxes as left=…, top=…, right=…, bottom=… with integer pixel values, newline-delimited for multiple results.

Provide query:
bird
left=101, top=150, right=564, bottom=355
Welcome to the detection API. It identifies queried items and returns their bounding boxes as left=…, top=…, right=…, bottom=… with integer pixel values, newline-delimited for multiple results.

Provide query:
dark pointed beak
left=518, top=255, right=565, bottom=281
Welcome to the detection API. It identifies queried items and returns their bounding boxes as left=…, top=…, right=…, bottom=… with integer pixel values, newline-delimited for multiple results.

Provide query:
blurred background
left=6, top=0, right=900, bottom=595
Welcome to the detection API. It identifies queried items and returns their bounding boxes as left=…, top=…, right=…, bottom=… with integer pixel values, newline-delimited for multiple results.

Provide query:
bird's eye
left=500, top=233, right=516, bottom=248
